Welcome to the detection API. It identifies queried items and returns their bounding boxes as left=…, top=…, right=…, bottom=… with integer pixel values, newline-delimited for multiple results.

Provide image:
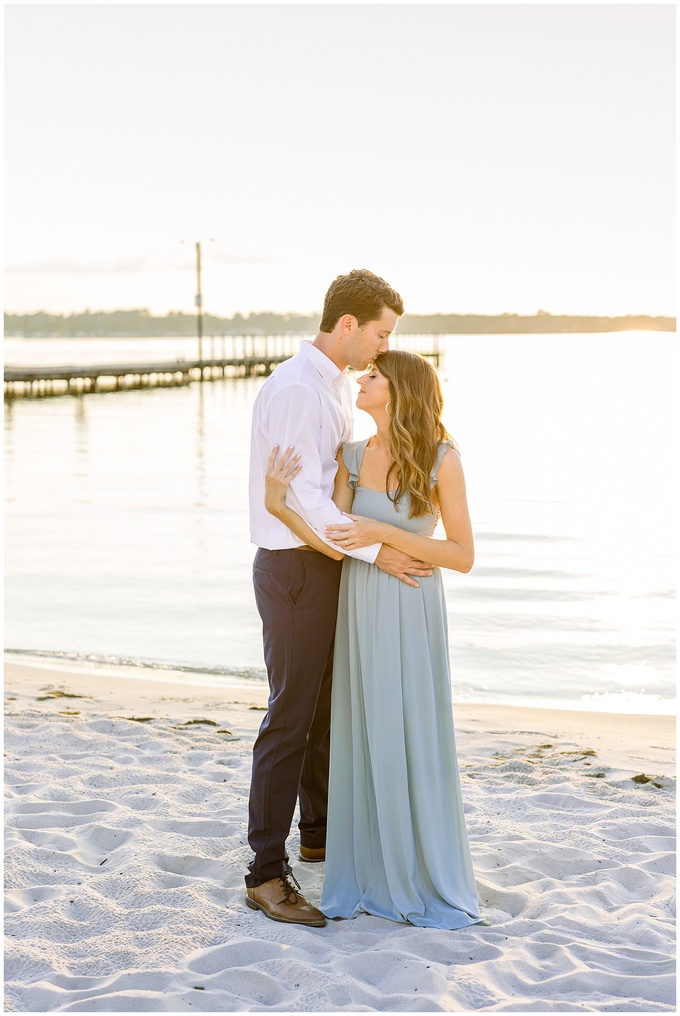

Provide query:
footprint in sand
left=9, top=800, right=120, bottom=831
left=149, top=818, right=234, bottom=838
left=150, top=852, right=228, bottom=880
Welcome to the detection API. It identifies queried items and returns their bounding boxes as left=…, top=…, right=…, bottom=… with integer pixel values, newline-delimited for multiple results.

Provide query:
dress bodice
left=341, top=438, right=454, bottom=537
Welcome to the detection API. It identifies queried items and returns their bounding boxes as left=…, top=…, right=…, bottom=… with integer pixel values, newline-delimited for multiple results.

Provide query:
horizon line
left=4, top=308, right=675, bottom=321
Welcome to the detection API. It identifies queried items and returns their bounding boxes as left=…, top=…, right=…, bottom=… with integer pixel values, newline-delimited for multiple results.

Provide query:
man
left=246, top=269, right=432, bottom=927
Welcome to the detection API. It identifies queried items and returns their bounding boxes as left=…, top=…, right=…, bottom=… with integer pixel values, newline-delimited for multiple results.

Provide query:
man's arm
left=265, top=449, right=343, bottom=560
left=267, top=386, right=381, bottom=563
left=266, top=389, right=434, bottom=586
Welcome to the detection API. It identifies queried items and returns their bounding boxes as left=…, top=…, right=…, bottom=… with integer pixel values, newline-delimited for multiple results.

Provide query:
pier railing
left=4, top=334, right=441, bottom=399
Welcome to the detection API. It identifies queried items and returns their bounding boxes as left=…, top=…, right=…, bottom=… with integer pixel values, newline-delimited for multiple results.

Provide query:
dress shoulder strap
left=341, top=437, right=371, bottom=490
left=430, top=439, right=458, bottom=486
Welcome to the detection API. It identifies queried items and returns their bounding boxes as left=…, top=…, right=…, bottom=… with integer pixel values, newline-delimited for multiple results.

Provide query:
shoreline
left=5, top=654, right=676, bottom=778
left=4, top=655, right=675, bottom=1012
left=5, top=648, right=676, bottom=721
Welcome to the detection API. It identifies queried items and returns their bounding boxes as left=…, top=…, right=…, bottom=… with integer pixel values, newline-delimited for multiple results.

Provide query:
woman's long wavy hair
left=373, top=350, right=455, bottom=519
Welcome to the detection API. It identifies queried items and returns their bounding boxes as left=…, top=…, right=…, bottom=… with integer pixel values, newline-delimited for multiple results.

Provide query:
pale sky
left=4, top=3, right=676, bottom=318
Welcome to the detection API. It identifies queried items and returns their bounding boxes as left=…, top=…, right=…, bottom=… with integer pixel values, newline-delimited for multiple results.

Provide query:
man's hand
left=375, top=545, right=434, bottom=588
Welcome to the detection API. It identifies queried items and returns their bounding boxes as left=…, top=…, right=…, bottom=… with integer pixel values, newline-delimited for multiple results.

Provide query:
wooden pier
left=4, top=334, right=441, bottom=400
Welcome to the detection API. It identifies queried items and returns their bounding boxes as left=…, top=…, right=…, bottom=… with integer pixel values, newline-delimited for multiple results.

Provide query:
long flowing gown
left=320, top=439, right=482, bottom=929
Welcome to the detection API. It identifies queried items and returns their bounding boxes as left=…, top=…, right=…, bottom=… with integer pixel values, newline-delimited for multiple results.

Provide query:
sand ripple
left=4, top=699, right=675, bottom=1012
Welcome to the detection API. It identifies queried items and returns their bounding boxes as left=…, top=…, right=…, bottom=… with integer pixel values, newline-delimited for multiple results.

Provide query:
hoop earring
left=385, top=402, right=392, bottom=416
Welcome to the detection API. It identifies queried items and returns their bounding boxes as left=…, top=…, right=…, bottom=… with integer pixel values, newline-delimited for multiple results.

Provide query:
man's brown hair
left=319, top=269, right=404, bottom=333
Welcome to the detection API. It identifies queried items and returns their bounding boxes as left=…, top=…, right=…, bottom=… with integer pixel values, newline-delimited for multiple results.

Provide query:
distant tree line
left=4, top=308, right=675, bottom=337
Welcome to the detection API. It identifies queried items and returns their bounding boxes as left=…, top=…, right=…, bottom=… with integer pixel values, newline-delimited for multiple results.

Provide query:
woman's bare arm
left=332, top=450, right=355, bottom=514
left=324, top=448, right=474, bottom=573
left=264, top=447, right=344, bottom=560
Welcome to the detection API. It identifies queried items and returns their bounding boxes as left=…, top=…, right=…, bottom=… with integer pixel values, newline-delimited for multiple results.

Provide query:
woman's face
left=356, top=367, right=391, bottom=413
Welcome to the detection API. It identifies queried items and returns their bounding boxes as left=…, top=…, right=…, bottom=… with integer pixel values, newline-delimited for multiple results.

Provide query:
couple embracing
left=246, top=269, right=485, bottom=930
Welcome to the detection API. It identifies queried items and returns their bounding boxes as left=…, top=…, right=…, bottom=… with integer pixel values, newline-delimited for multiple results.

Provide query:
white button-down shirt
left=249, top=341, right=380, bottom=563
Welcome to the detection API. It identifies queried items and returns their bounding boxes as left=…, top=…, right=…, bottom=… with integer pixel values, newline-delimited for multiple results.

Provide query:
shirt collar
left=299, top=341, right=348, bottom=390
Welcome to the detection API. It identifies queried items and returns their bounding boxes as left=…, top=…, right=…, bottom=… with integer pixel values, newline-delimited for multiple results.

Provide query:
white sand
left=4, top=656, right=676, bottom=1013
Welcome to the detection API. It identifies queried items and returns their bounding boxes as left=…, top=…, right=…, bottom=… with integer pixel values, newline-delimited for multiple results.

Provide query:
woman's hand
left=325, top=515, right=387, bottom=550
left=264, top=446, right=301, bottom=517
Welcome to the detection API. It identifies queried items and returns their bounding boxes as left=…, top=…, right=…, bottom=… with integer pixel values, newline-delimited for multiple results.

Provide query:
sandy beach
left=4, top=655, right=675, bottom=1013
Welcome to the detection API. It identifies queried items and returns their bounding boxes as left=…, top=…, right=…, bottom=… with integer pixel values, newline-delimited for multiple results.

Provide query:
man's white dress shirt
left=249, top=341, right=380, bottom=563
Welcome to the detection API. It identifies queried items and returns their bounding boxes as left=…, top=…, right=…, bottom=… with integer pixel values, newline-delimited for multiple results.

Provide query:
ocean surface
left=4, top=332, right=676, bottom=714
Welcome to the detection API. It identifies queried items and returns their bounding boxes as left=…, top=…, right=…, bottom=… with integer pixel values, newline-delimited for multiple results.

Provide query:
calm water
left=4, top=333, right=676, bottom=713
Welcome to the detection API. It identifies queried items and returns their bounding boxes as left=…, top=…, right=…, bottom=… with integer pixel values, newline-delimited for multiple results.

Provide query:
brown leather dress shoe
left=245, top=871, right=326, bottom=927
left=299, top=845, right=326, bottom=863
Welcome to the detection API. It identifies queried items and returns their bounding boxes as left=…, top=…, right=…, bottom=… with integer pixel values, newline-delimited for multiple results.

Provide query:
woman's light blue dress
left=321, top=438, right=482, bottom=929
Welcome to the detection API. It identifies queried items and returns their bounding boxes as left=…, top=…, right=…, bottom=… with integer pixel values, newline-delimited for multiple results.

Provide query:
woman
left=264, top=350, right=485, bottom=930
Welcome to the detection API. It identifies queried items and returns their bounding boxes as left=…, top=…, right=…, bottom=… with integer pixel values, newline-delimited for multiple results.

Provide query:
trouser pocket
left=286, top=552, right=307, bottom=607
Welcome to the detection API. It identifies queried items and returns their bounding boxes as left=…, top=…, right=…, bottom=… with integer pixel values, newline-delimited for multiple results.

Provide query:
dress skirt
left=320, top=553, right=481, bottom=930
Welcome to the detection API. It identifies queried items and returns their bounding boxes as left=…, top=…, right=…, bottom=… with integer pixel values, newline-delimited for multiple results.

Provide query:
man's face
left=343, top=306, right=399, bottom=372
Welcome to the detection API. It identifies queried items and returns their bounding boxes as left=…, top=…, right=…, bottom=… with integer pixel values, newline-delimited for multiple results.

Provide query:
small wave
left=6, top=650, right=674, bottom=715
left=578, top=689, right=676, bottom=716
left=4, top=648, right=267, bottom=683
left=476, top=531, right=577, bottom=543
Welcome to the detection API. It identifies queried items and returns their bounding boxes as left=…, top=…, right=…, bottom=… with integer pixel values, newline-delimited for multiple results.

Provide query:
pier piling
left=4, top=335, right=440, bottom=400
